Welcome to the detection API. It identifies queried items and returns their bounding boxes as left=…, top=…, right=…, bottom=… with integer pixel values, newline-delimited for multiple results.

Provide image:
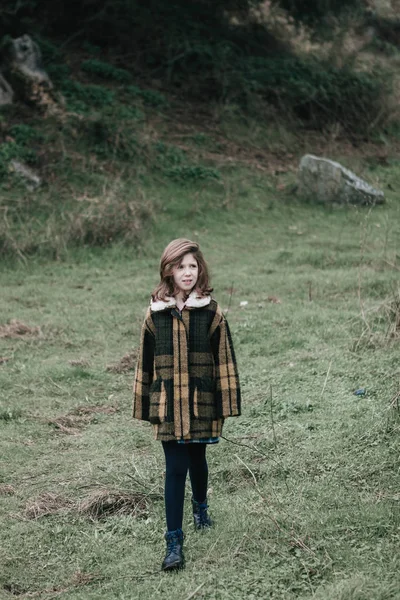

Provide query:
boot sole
left=162, top=560, right=185, bottom=572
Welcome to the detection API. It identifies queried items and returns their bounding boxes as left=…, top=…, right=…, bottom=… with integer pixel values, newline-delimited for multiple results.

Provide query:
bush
left=81, top=41, right=101, bottom=56
left=155, top=142, right=186, bottom=167
left=237, top=55, right=390, bottom=133
left=46, top=63, right=71, bottom=83
left=164, top=165, right=221, bottom=182
left=60, top=80, right=115, bottom=111
left=0, top=183, right=153, bottom=259
left=33, top=36, right=63, bottom=64
left=272, top=0, right=362, bottom=26
left=81, top=59, right=131, bottom=83
left=0, top=142, right=37, bottom=179
left=67, top=197, right=147, bottom=246
left=103, top=104, right=144, bottom=121
left=8, top=124, right=44, bottom=145
left=126, top=85, right=169, bottom=108
left=74, top=115, right=138, bottom=161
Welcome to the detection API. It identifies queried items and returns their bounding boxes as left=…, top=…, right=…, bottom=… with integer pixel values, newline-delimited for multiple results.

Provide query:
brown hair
left=152, top=238, right=212, bottom=301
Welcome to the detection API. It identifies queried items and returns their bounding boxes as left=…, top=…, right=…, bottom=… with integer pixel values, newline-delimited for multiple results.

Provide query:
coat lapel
left=151, top=291, right=211, bottom=312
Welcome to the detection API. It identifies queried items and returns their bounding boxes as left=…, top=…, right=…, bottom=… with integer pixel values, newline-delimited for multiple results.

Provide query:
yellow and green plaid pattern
left=132, top=299, right=241, bottom=440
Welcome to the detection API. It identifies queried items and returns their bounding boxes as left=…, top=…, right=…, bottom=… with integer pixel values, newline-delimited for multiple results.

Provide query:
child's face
left=173, top=253, right=199, bottom=296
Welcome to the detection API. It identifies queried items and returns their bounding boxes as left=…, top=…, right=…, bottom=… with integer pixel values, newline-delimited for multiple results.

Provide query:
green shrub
left=81, top=59, right=131, bottom=83
left=0, top=408, right=22, bottom=421
left=8, top=124, right=44, bottom=145
left=46, top=63, right=71, bottom=83
left=126, top=85, right=169, bottom=108
left=0, top=186, right=153, bottom=258
left=67, top=197, right=148, bottom=246
left=273, top=0, right=362, bottom=26
left=33, top=36, right=63, bottom=64
left=164, top=165, right=221, bottom=182
left=104, top=104, right=144, bottom=121
left=371, top=37, right=400, bottom=57
left=155, top=142, right=186, bottom=167
left=0, top=142, right=37, bottom=179
left=82, top=117, right=138, bottom=160
left=237, top=56, right=389, bottom=132
left=82, top=41, right=101, bottom=56
left=191, top=133, right=210, bottom=146
left=60, top=80, right=115, bottom=111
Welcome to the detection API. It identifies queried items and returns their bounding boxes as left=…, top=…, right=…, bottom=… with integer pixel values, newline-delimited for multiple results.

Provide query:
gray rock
left=10, top=160, right=41, bottom=191
left=0, top=73, right=14, bottom=105
left=3, top=34, right=57, bottom=109
left=298, top=154, right=385, bottom=205
left=8, top=34, right=52, bottom=87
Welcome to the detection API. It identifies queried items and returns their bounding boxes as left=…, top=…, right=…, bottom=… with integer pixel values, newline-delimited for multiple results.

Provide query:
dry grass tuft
left=106, top=350, right=138, bottom=373
left=390, top=387, right=400, bottom=411
left=69, top=357, right=91, bottom=367
left=78, top=488, right=150, bottom=520
left=383, top=289, right=400, bottom=339
left=70, top=570, right=101, bottom=587
left=48, top=404, right=118, bottom=435
left=0, top=484, right=16, bottom=496
left=71, top=404, right=118, bottom=416
left=23, top=487, right=153, bottom=522
left=48, top=415, right=90, bottom=435
left=354, top=288, right=400, bottom=350
left=4, top=570, right=102, bottom=598
left=0, top=320, right=42, bottom=339
left=24, top=493, right=74, bottom=520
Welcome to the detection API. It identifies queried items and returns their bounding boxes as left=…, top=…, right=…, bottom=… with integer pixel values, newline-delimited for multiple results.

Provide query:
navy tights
left=162, top=441, right=208, bottom=531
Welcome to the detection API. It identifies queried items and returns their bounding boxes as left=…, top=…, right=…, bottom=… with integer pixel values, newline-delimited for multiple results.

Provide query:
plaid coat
left=132, top=291, right=241, bottom=441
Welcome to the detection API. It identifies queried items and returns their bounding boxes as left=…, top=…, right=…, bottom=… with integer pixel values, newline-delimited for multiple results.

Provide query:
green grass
left=1, top=164, right=399, bottom=599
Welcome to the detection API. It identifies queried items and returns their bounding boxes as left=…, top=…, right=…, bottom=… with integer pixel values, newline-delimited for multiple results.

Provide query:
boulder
left=0, top=73, right=14, bottom=105
left=3, top=34, right=56, bottom=109
left=298, top=154, right=385, bottom=205
left=8, top=34, right=52, bottom=86
left=10, top=160, right=41, bottom=191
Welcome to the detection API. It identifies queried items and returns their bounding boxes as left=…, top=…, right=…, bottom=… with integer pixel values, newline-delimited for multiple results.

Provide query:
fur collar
left=151, top=291, right=211, bottom=312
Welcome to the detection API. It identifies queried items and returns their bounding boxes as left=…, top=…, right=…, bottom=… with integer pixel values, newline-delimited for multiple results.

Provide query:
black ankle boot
left=161, top=528, right=185, bottom=571
left=192, top=498, right=213, bottom=530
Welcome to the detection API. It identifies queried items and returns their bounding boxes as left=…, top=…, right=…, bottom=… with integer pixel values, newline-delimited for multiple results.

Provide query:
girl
left=133, top=238, right=241, bottom=571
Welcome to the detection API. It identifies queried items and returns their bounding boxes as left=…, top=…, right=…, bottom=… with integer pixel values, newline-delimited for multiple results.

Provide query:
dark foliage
left=272, top=0, right=363, bottom=25
left=0, top=0, right=391, bottom=135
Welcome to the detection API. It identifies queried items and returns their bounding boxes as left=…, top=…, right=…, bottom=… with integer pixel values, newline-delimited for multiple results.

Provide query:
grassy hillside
left=1, top=15, right=400, bottom=597
left=1, top=162, right=399, bottom=598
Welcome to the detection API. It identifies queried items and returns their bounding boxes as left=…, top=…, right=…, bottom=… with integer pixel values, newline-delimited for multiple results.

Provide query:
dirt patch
left=3, top=571, right=101, bottom=598
left=24, top=487, right=154, bottom=522
left=48, top=404, right=118, bottom=435
left=48, top=415, right=90, bottom=435
left=71, top=404, right=118, bottom=416
left=0, top=356, right=11, bottom=365
left=24, top=493, right=74, bottom=520
left=106, top=350, right=138, bottom=373
left=69, top=357, right=91, bottom=367
left=2, top=582, right=28, bottom=596
left=0, top=320, right=41, bottom=339
left=0, top=484, right=16, bottom=496
left=78, top=488, right=150, bottom=520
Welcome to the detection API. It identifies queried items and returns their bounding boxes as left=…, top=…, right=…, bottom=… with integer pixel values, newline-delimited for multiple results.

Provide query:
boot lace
left=165, top=529, right=183, bottom=555
left=196, top=502, right=211, bottom=527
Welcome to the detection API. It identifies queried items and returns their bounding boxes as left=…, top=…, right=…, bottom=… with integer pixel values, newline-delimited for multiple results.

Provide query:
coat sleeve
left=209, top=307, right=241, bottom=418
left=132, top=308, right=155, bottom=422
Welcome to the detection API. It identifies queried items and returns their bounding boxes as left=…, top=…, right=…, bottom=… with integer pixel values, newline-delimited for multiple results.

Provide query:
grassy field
left=1, top=165, right=399, bottom=600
